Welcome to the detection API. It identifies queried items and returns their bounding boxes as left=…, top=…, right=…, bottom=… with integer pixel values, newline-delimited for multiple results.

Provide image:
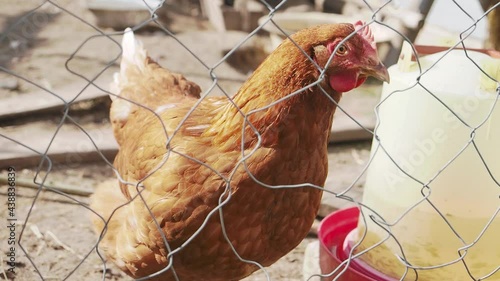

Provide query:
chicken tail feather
left=110, top=28, right=147, bottom=98
left=121, top=28, right=147, bottom=75
left=109, top=28, right=151, bottom=144
left=108, top=27, right=202, bottom=145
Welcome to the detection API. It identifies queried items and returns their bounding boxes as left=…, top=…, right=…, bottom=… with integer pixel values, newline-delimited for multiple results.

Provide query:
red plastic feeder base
left=318, top=207, right=396, bottom=281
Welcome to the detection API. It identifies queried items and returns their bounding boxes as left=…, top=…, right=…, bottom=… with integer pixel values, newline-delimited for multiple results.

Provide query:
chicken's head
left=309, top=21, right=390, bottom=93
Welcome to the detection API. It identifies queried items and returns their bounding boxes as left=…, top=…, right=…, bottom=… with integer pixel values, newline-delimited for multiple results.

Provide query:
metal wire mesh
left=1, top=0, right=500, bottom=280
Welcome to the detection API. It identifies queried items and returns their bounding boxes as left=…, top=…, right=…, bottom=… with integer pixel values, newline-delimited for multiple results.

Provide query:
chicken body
left=90, top=23, right=388, bottom=281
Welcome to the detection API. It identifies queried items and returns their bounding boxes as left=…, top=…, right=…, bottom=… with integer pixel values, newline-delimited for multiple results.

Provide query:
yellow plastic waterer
left=346, top=46, right=500, bottom=280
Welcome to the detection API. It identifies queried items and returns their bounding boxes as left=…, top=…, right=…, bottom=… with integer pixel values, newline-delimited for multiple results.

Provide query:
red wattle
left=329, top=70, right=363, bottom=93
left=356, top=76, right=367, bottom=88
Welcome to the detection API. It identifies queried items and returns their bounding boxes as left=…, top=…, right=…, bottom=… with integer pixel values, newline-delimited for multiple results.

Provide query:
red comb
left=354, top=20, right=376, bottom=49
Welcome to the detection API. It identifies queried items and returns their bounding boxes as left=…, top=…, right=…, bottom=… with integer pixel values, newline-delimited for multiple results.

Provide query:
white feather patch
left=185, top=124, right=209, bottom=131
left=155, top=103, right=177, bottom=114
left=112, top=100, right=131, bottom=121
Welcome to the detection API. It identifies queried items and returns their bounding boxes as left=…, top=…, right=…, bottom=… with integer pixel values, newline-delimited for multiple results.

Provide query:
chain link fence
left=1, top=0, right=500, bottom=280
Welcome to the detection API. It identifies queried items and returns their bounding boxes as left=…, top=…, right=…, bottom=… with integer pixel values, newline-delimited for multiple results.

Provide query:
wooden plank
left=0, top=78, right=111, bottom=121
left=0, top=122, right=117, bottom=169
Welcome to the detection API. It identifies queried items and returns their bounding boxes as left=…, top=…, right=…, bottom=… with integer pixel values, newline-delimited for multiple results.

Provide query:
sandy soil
left=0, top=1, right=373, bottom=280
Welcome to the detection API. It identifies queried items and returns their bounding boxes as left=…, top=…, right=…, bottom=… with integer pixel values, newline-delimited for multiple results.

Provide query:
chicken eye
left=336, top=45, right=348, bottom=55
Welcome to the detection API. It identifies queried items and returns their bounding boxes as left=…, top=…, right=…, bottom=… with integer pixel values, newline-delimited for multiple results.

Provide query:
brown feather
left=90, top=23, right=366, bottom=281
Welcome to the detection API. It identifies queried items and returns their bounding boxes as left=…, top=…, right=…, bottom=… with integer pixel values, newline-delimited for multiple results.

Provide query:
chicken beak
left=363, top=61, right=390, bottom=83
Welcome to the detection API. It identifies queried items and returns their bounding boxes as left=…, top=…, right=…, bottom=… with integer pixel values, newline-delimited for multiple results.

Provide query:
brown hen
left=90, top=22, right=389, bottom=281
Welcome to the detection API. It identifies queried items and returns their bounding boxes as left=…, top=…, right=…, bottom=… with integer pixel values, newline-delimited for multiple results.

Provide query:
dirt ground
left=0, top=1, right=372, bottom=280
left=0, top=145, right=369, bottom=281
